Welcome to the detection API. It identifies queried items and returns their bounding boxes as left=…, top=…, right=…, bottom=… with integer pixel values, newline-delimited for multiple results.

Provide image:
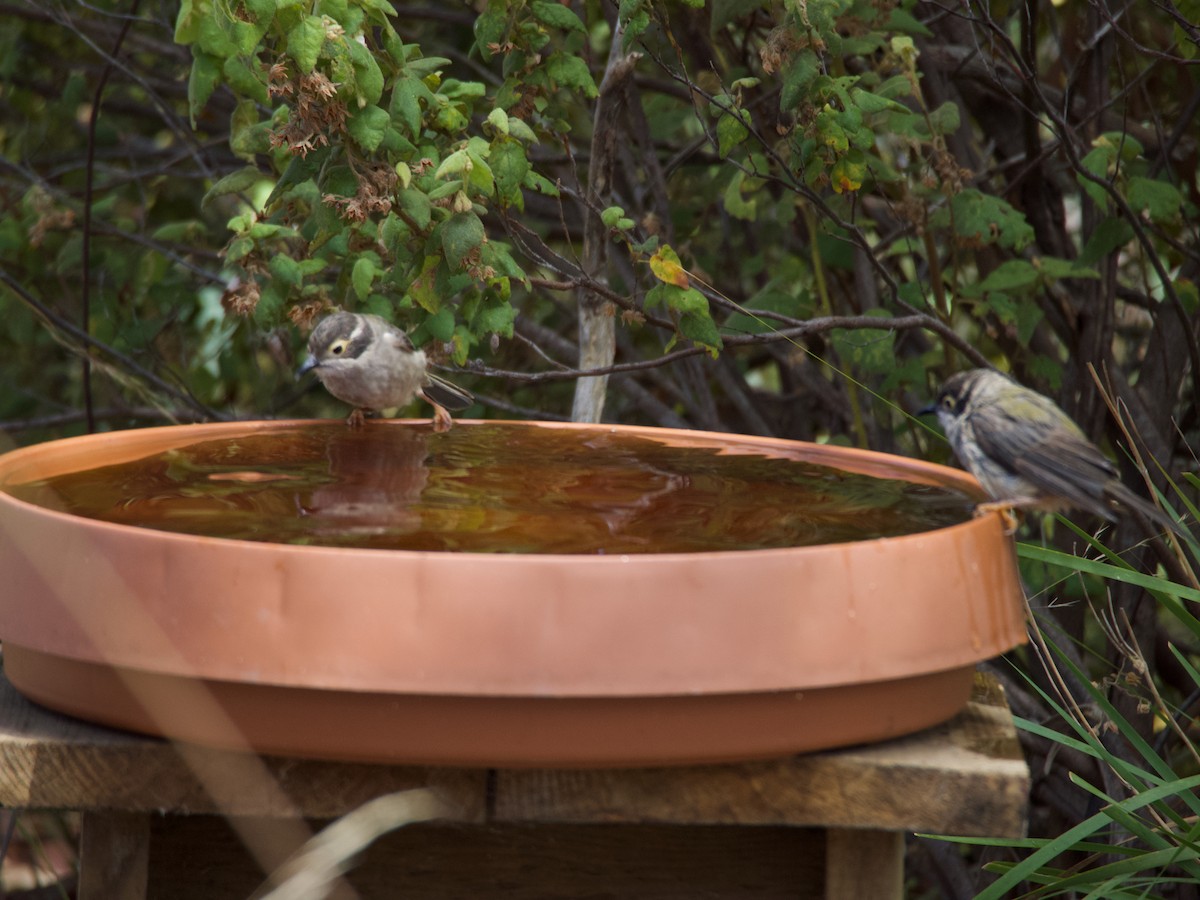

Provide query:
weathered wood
left=0, top=665, right=1028, bottom=899
left=0, top=667, right=1027, bottom=834
left=824, top=828, right=903, bottom=900
left=78, top=811, right=149, bottom=900
left=0, top=673, right=486, bottom=821
left=150, top=816, right=827, bottom=900
left=494, top=674, right=1029, bottom=836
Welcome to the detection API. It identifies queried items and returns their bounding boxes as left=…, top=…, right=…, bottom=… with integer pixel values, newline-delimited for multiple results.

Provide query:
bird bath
left=0, top=420, right=1026, bottom=766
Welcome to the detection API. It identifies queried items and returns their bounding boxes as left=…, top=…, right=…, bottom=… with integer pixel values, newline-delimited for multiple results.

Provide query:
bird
left=297, top=311, right=473, bottom=431
left=923, top=368, right=1185, bottom=537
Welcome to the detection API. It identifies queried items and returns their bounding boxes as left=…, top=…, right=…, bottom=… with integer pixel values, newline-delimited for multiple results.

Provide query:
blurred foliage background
left=1, top=0, right=1200, bottom=895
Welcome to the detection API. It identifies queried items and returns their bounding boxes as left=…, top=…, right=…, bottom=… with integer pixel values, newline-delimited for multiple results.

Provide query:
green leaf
left=927, top=100, right=960, bottom=135
left=187, top=51, right=222, bottom=126
left=710, top=0, right=769, bottom=30
left=347, top=105, right=390, bottom=153
left=265, top=149, right=327, bottom=208
left=679, top=309, right=723, bottom=354
left=195, top=14, right=237, bottom=57
left=253, top=282, right=285, bottom=325
left=716, top=109, right=749, bottom=157
left=1079, top=217, right=1135, bottom=265
left=490, top=139, right=530, bottom=208
left=523, top=170, right=560, bottom=197
left=222, top=56, right=267, bottom=106
left=174, top=0, right=200, bottom=45
left=352, top=50, right=385, bottom=106
left=886, top=6, right=933, bottom=37
left=321, top=0, right=349, bottom=23
left=645, top=284, right=723, bottom=353
left=977, top=259, right=1039, bottom=293
left=1080, top=143, right=1115, bottom=180
left=848, top=88, right=907, bottom=115
left=466, top=149, right=495, bottom=196
left=247, top=222, right=300, bottom=240
left=473, top=4, right=507, bottom=59
left=424, top=305, right=455, bottom=341
left=229, top=97, right=264, bottom=161
left=601, top=206, right=627, bottom=228
left=830, top=150, right=867, bottom=193
left=545, top=53, right=598, bottom=98
left=435, top=148, right=472, bottom=179
left=831, top=320, right=895, bottom=372
left=475, top=300, right=516, bottom=337
left=390, top=76, right=424, bottom=139
left=398, top=188, right=432, bottom=231
left=287, top=16, right=325, bottom=74
left=947, top=189, right=1034, bottom=250
left=649, top=245, right=689, bottom=287
left=486, top=108, right=509, bottom=134
left=405, top=56, right=452, bottom=78
left=151, top=220, right=208, bottom=243
left=1128, top=176, right=1183, bottom=221
left=351, top=256, right=377, bottom=300
left=532, top=0, right=586, bottom=32
left=407, top=257, right=441, bottom=313
left=442, top=211, right=485, bottom=266
left=358, top=0, right=397, bottom=18
left=201, top=165, right=263, bottom=211
left=1035, top=256, right=1100, bottom=281
left=780, top=51, right=819, bottom=111
left=722, top=171, right=758, bottom=221
left=618, top=0, right=650, bottom=49
left=269, top=253, right=303, bottom=288
left=986, top=294, right=1044, bottom=345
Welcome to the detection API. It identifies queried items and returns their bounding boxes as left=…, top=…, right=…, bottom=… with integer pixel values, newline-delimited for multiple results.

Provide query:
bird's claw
left=974, top=501, right=1022, bottom=535
left=431, top=406, right=453, bottom=433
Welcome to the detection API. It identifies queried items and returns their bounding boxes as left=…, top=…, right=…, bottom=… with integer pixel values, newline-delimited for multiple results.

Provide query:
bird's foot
left=346, top=408, right=367, bottom=429
left=431, top=405, right=453, bottom=433
left=973, top=500, right=1028, bottom=535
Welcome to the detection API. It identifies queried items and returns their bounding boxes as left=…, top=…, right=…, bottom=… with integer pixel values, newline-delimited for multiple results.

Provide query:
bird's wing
left=971, top=396, right=1118, bottom=519
left=383, top=327, right=416, bottom=353
left=422, top=374, right=473, bottom=410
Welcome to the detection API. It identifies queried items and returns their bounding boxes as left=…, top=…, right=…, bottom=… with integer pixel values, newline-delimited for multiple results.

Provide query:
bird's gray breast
left=316, top=348, right=428, bottom=411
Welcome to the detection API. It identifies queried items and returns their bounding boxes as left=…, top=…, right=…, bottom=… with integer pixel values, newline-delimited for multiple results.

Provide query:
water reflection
left=301, top=428, right=429, bottom=538
left=3, top=423, right=976, bottom=554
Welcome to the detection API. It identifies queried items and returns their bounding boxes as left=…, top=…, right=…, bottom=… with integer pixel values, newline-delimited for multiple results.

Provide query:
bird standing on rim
left=925, top=368, right=1184, bottom=536
left=297, top=312, right=473, bottom=431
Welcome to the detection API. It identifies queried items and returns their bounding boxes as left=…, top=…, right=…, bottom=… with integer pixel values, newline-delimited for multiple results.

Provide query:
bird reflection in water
left=299, top=427, right=429, bottom=538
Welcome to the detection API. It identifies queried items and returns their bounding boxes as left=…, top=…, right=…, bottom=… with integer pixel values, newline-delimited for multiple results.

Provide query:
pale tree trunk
left=571, top=25, right=639, bottom=423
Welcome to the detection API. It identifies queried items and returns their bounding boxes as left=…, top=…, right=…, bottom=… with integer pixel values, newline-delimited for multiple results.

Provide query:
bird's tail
left=1107, top=481, right=1191, bottom=541
left=423, top=374, right=474, bottom=411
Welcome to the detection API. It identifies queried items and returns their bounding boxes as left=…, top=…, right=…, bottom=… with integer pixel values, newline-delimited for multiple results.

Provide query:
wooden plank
left=0, top=662, right=1026, bottom=836
left=0, top=672, right=486, bottom=821
left=78, top=811, right=149, bottom=900
left=824, top=828, right=902, bottom=900
left=493, top=674, right=1029, bottom=836
left=148, top=816, right=827, bottom=900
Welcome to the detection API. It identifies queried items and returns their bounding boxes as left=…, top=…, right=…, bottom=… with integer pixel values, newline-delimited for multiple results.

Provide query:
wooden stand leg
left=79, top=811, right=150, bottom=900
left=824, top=828, right=903, bottom=900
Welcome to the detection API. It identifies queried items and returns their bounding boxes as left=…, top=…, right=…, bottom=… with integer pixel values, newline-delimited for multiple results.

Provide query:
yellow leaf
left=649, top=246, right=689, bottom=288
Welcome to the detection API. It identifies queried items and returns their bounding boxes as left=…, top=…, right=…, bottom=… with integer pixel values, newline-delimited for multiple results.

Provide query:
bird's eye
left=940, top=395, right=957, bottom=412
left=330, top=339, right=348, bottom=356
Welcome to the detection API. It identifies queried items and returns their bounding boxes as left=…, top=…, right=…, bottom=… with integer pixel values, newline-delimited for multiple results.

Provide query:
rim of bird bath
left=0, top=419, right=1027, bottom=767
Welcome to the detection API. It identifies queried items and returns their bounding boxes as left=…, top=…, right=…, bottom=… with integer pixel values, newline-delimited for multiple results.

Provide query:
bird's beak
left=917, top=402, right=936, bottom=417
left=296, top=355, right=319, bottom=380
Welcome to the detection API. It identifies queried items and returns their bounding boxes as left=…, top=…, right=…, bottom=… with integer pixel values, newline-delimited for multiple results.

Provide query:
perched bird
left=924, top=368, right=1184, bottom=536
left=297, top=312, right=473, bottom=431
